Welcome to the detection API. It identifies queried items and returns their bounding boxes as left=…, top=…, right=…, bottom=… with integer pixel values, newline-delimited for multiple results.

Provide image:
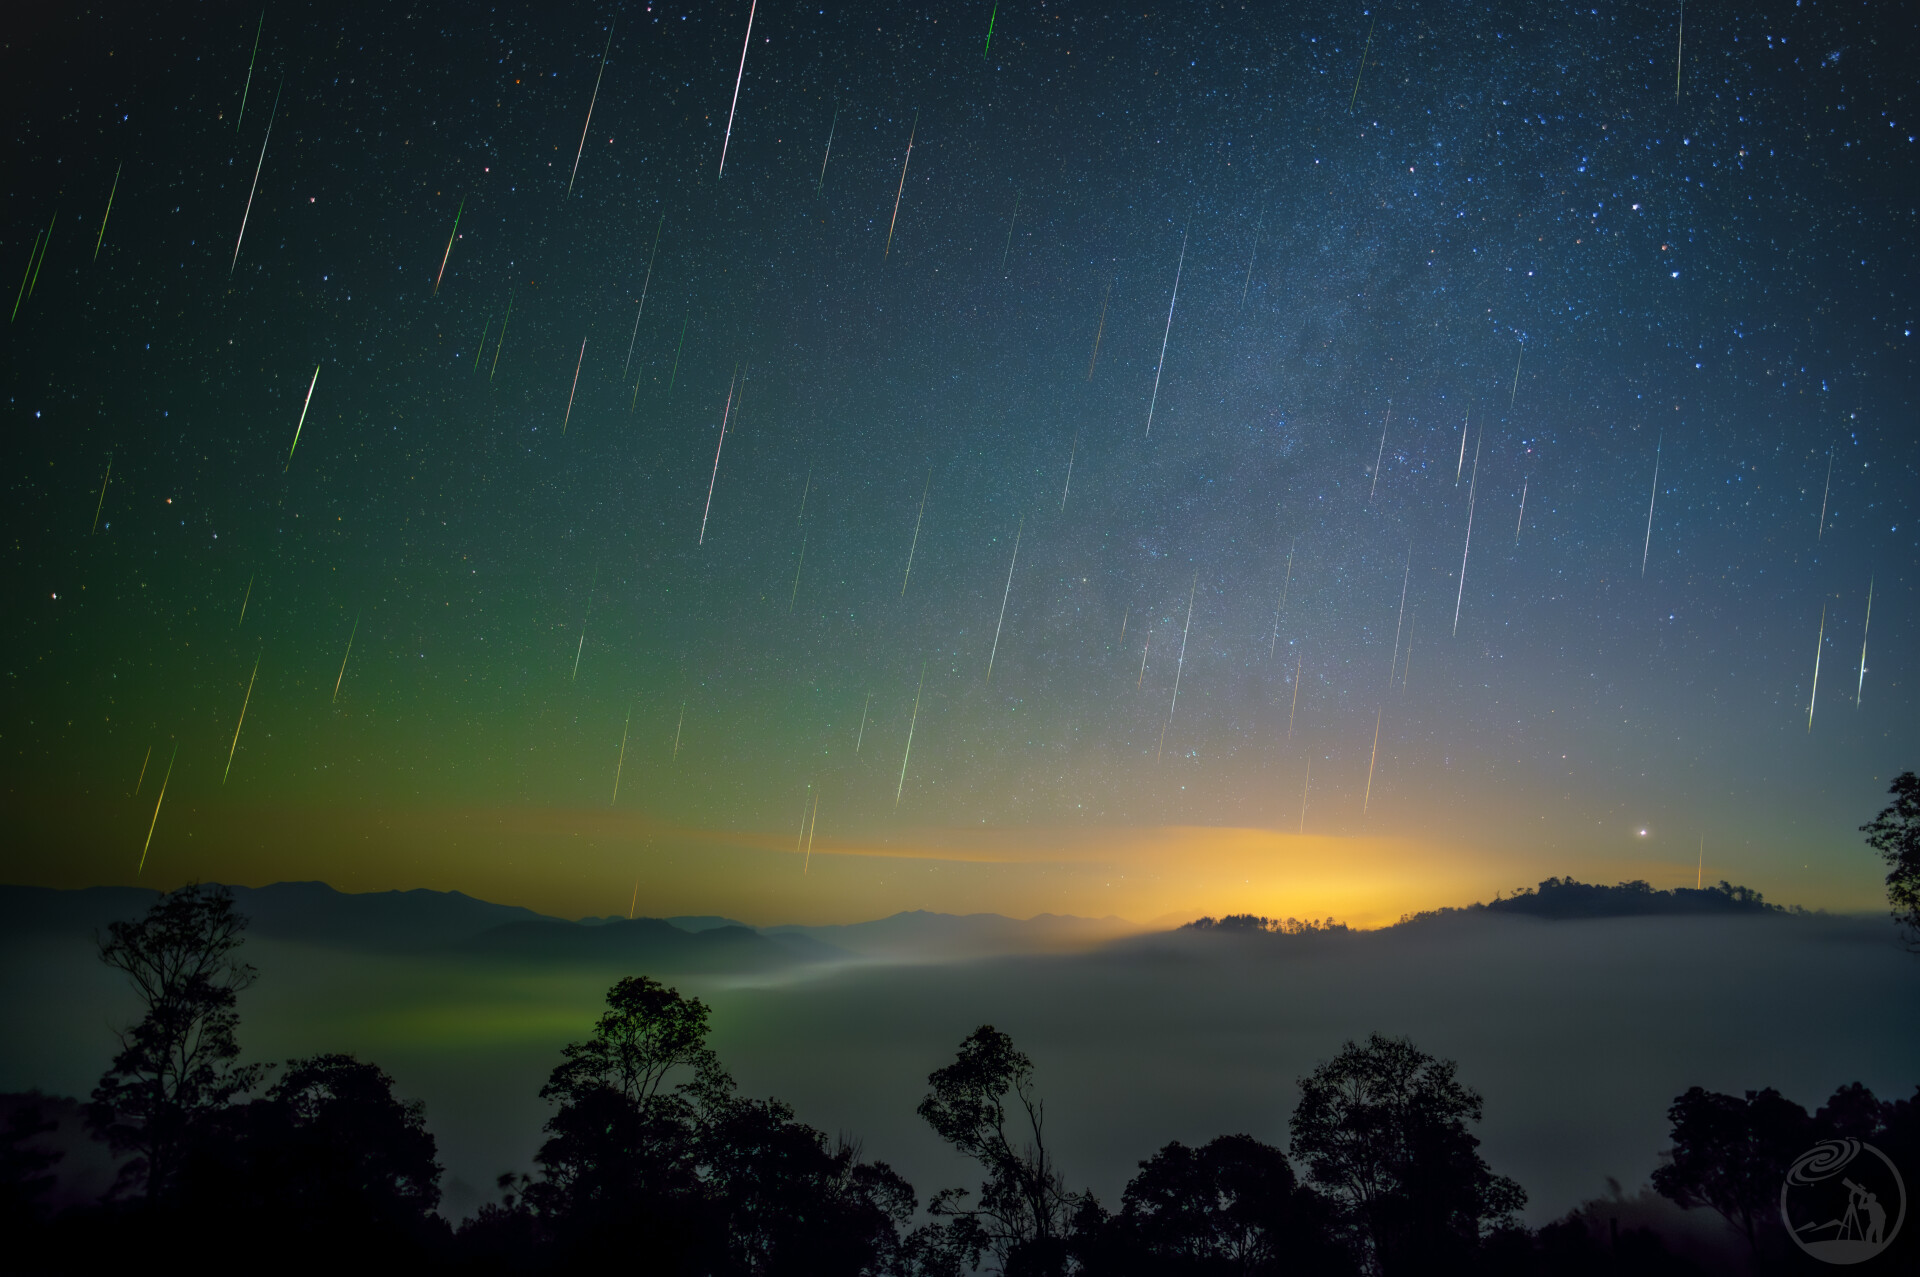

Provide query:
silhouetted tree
left=1861, top=770, right=1920, bottom=951
left=918, top=1026, right=1084, bottom=1275
left=463, top=974, right=916, bottom=1275
left=169, top=1053, right=447, bottom=1270
left=87, top=884, right=265, bottom=1200
left=1649, top=1086, right=1810, bottom=1257
left=1072, top=1134, right=1355, bottom=1276
left=1289, top=1033, right=1524, bottom=1276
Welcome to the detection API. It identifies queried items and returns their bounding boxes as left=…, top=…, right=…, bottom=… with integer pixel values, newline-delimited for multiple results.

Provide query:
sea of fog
left=3, top=911, right=1915, bottom=1225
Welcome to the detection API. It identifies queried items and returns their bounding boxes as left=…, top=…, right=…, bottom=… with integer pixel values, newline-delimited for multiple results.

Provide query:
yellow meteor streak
left=223, top=654, right=261, bottom=784
left=332, top=612, right=359, bottom=702
left=884, top=110, right=918, bottom=258
left=1363, top=707, right=1382, bottom=812
left=91, top=454, right=112, bottom=533
left=901, top=469, right=930, bottom=596
left=94, top=163, right=121, bottom=262
left=612, top=704, right=631, bottom=804
left=138, top=744, right=179, bottom=874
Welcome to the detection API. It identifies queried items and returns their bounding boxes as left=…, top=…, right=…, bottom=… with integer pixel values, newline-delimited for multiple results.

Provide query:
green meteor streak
left=29, top=210, right=55, bottom=297
left=1349, top=13, right=1376, bottom=113
left=11, top=231, right=41, bottom=323
left=236, top=10, right=264, bottom=132
left=94, top=164, right=121, bottom=262
left=491, top=290, right=513, bottom=381
left=983, top=4, right=997, bottom=59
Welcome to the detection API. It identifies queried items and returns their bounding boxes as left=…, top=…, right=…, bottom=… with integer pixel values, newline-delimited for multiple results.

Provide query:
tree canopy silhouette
left=1861, top=770, right=1920, bottom=950
left=918, top=1025, right=1085, bottom=1276
left=1289, top=1033, right=1524, bottom=1276
left=86, top=884, right=264, bottom=1201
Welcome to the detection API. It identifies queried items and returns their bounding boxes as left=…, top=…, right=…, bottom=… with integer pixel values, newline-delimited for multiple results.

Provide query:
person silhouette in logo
left=1861, top=1184, right=1887, bottom=1245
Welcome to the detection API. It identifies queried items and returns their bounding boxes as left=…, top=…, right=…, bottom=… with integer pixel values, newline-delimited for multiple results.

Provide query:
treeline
left=4, top=884, right=1915, bottom=1275
left=1396, top=877, right=1792, bottom=927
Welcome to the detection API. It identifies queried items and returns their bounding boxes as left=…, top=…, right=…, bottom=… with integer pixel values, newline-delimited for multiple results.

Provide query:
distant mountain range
left=0, top=883, right=1136, bottom=973
left=0, top=875, right=1806, bottom=978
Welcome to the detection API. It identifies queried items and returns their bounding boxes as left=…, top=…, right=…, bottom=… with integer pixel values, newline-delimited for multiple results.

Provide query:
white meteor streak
left=1157, top=575, right=1196, bottom=761
left=1363, top=706, right=1382, bottom=812
left=1857, top=575, right=1873, bottom=706
left=1454, top=433, right=1481, bottom=636
left=1388, top=544, right=1409, bottom=685
left=1642, top=433, right=1662, bottom=577
left=698, top=369, right=739, bottom=545
left=717, top=0, right=758, bottom=179
left=1807, top=605, right=1825, bottom=731
left=286, top=363, right=320, bottom=471
left=895, top=661, right=925, bottom=809
left=1144, top=223, right=1188, bottom=440
left=232, top=81, right=282, bottom=274
left=569, top=21, right=616, bottom=196
left=562, top=336, right=586, bottom=435
left=985, top=517, right=1024, bottom=683
left=1370, top=406, right=1390, bottom=499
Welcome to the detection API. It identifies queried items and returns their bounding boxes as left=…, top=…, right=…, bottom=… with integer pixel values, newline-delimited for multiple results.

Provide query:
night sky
left=5, top=0, right=1914, bottom=925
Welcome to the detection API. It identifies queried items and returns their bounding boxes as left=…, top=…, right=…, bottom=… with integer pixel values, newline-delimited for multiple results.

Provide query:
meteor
left=232, top=80, right=282, bottom=274
left=1455, top=409, right=1469, bottom=484
left=1401, top=611, right=1415, bottom=688
left=797, top=467, right=811, bottom=522
left=856, top=692, right=873, bottom=753
left=1086, top=280, right=1112, bottom=379
left=1641, top=433, right=1661, bottom=577
left=1288, top=652, right=1302, bottom=738
left=788, top=534, right=806, bottom=613
left=238, top=573, right=255, bottom=627
left=1001, top=193, right=1020, bottom=271
left=803, top=791, right=820, bottom=873
left=1144, top=223, right=1188, bottom=440
left=884, top=110, right=919, bottom=257
left=562, top=336, right=586, bottom=435
left=1515, top=477, right=1528, bottom=543
left=1298, top=755, right=1310, bottom=834
left=569, top=19, right=616, bottom=196
left=1060, top=431, right=1077, bottom=510
left=286, top=363, right=320, bottom=471
left=1453, top=431, right=1481, bottom=635
left=1816, top=448, right=1833, bottom=541
left=135, top=746, right=152, bottom=796
left=235, top=11, right=264, bottom=131
left=717, top=0, right=758, bottom=179
left=475, top=314, right=493, bottom=371
left=1156, top=575, right=1196, bottom=761
left=816, top=107, right=839, bottom=195
left=433, top=196, right=464, bottom=294
left=895, top=661, right=925, bottom=809
left=138, top=744, right=179, bottom=874
left=1271, top=540, right=1295, bottom=658
left=624, top=214, right=664, bottom=378
left=985, top=516, right=1024, bottom=683
left=1387, top=543, right=1409, bottom=685
left=698, top=367, right=739, bottom=545
left=333, top=612, right=359, bottom=702
left=612, top=704, right=631, bottom=804
left=1857, top=575, right=1873, bottom=706
left=223, top=654, right=261, bottom=784
left=1240, top=210, right=1260, bottom=307
left=94, top=163, right=121, bottom=262
left=90, top=455, right=111, bottom=533
left=673, top=704, right=685, bottom=761
left=983, top=2, right=998, bottom=58
left=901, top=470, right=930, bottom=596
left=795, top=787, right=813, bottom=856
left=1675, top=0, right=1685, bottom=103
left=573, top=565, right=598, bottom=682
left=1806, top=605, right=1825, bottom=731
left=1138, top=629, right=1151, bottom=688
left=666, top=314, right=688, bottom=395
left=1509, top=342, right=1523, bottom=409
left=11, top=230, right=41, bottom=323
left=1349, top=13, right=1376, bottom=112
left=1369, top=405, right=1390, bottom=500
left=491, top=290, right=514, bottom=381
left=1363, top=707, right=1382, bottom=813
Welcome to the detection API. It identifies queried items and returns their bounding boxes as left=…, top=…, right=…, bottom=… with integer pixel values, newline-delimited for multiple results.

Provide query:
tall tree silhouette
left=1861, top=770, right=1920, bottom=951
left=1289, top=1033, right=1523, bottom=1275
left=1650, top=1086, right=1811, bottom=1258
left=918, top=1026, right=1083, bottom=1275
left=86, top=884, right=264, bottom=1200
